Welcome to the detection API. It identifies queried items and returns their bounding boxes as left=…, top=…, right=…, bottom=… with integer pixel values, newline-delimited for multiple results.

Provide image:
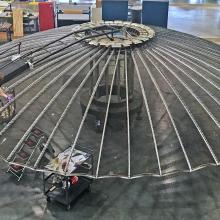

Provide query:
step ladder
left=7, top=127, right=55, bottom=181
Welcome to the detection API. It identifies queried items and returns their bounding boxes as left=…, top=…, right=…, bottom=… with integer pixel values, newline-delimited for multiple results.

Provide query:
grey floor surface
left=168, top=5, right=220, bottom=42
left=1, top=161, right=220, bottom=220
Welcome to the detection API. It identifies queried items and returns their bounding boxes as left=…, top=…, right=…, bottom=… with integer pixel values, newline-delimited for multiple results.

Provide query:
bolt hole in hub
left=79, top=21, right=155, bottom=131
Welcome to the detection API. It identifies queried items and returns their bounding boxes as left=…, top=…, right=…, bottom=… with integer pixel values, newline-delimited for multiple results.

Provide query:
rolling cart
left=43, top=145, right=93, bottom=210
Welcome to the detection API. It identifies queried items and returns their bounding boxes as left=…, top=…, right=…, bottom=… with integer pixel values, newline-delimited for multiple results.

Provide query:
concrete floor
left=1, top=161, right=220, bottom=220
left=168, top=4, right=220, bottom=43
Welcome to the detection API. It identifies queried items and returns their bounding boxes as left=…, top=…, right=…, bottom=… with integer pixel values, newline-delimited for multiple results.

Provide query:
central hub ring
left=76, top=21, right=155, bottom=48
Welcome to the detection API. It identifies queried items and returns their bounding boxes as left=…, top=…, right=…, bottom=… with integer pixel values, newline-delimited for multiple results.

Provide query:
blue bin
left=142, top=0, right=169, bottom=28
left=102, top=0, right=128, bottom=21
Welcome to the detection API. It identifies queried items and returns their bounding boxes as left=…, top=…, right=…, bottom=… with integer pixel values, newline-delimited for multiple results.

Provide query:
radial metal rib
left=156, top=32, right=220, bottom=55
left=153, top=45, right=220, bottom=80
left=154, top=42, right=220, bottom=73
left=0, top=46, right=91, bottom=116
left=125, top=49, right=131, bottom=178
left=31, top=43, right=83, bottom=64
left=64, top=50, right=115, bottom=175
left=147, top=49, right=220, bottom=128
left=156, top=38, right=220, bottom=62
left=34, top=48, right=109, bottom=169
left=7, top=48, right=104, bottom=162
left=7, top=45, right=86, bottom=90
left=95, top=49, right=121, bottom=178
left=151, top=48, right=220, bottom=104
left=154, top=46, right=220, bottom=90
left=136, top=49, right=193, bottom=172
left=6, top=47, right=99, bottom=161
left=144, top=52, right=219, bottom=165
left=131, top=51, right=162, bottom=176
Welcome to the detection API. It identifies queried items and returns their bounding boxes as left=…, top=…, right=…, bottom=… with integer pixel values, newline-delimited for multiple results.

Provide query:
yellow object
left=29, top=2, right=39, bottom=6
left=63, top=9, right=83, bottom=14
left=13, top=9, right=24, bottom=38
left=51, top=158, right=60, bottom=171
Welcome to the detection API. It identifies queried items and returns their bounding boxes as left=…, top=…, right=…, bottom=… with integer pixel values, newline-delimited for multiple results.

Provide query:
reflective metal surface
left=0, top=23, right=218, bottom=179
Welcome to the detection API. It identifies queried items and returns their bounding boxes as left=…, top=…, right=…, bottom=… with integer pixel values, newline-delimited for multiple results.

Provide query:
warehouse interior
left=0, top=0, right=219, bottom=219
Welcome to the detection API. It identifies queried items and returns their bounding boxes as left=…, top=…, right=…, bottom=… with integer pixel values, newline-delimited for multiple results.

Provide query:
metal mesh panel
left=0, top=23, right=219, bottom=179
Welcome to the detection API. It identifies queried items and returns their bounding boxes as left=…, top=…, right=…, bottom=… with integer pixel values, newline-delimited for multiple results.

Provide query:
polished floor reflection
left=1, top=164, right=220, bottom=220
left=168, top=5, right=220, bottom=43
left=170, top=0, right=220, bottom=4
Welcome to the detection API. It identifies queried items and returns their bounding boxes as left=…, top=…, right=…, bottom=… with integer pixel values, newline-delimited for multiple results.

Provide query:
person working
left=0, top=74, right=13, bottom=102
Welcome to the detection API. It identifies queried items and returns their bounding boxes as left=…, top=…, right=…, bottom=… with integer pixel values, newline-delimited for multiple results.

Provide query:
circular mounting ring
left=75, top=21, right=155, bottom=48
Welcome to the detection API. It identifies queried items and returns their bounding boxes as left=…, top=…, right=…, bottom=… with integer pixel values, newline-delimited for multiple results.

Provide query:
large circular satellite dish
left=0, top=21, right=219, bottom=179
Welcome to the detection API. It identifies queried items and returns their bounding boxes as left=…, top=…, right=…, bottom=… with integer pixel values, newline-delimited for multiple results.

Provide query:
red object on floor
left=38, top=2, right=55, bottom=31
left=70, top=176, right=79, bottom=185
